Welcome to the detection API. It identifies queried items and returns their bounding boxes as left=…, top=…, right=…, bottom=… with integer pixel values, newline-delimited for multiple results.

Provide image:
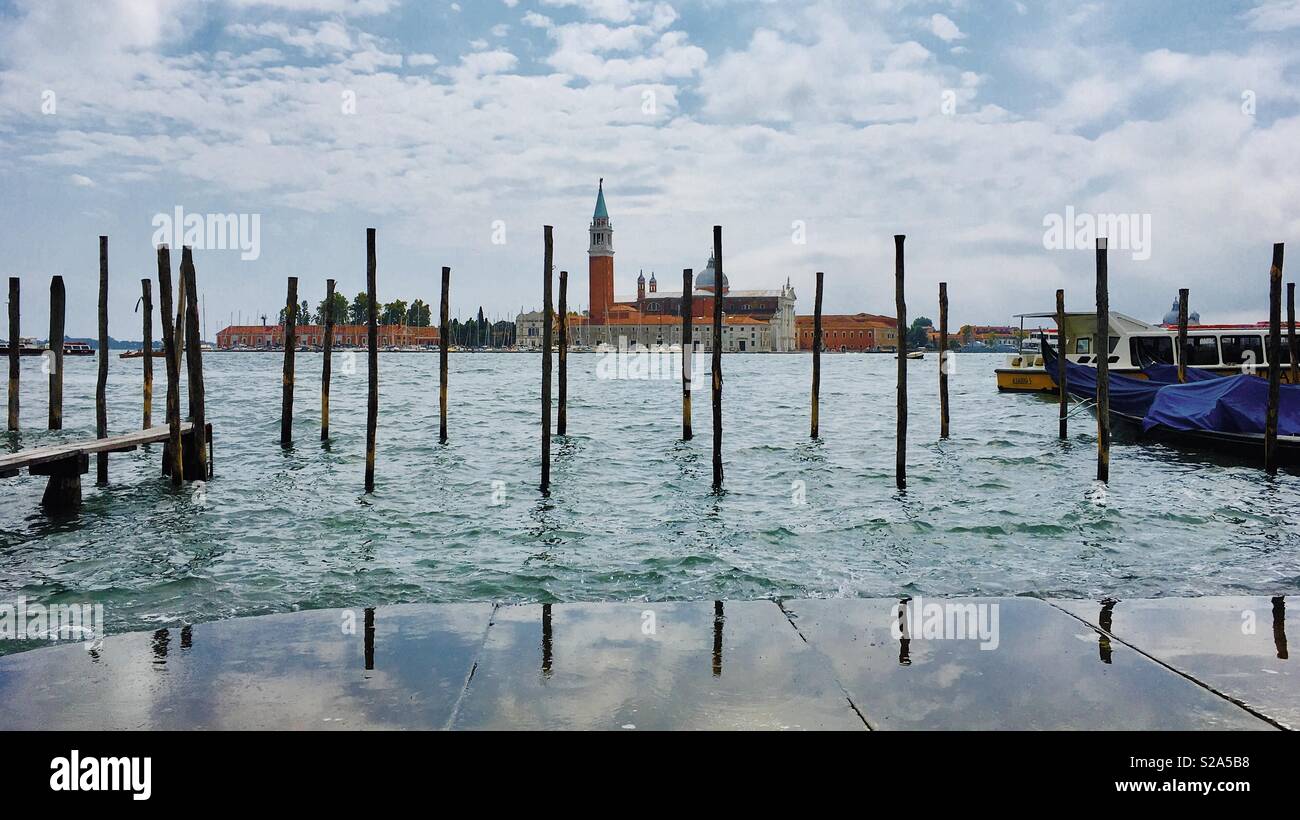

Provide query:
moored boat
left=997, top=310, right=1299, bottom=393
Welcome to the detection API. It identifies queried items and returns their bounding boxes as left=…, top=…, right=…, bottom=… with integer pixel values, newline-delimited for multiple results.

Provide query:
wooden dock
left=0, top=421, right=210, bottom=510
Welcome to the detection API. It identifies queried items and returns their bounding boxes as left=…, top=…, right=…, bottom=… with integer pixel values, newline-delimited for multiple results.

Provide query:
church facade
left=517, top=180, right=798, bottom=352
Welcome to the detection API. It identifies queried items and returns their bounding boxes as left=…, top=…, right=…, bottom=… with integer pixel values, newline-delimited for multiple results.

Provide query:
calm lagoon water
left=1, top=351, right=1298, bottom=650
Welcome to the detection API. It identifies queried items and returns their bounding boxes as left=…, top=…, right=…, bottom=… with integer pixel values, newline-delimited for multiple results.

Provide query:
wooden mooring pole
left=711, top=226, right=724, bottom=489
left=1288, top=282, right=1297, bottom=385
left=894, top=234, right=907, bottom=490
left=681, top=268, right=693, bottom=440
left=49, top=276, right=65, bottom=430
left=558, top=270, right=568, bottom=437
left=96, top=236, right=109, bottom=486
left=439, top=266, right=450, bottom=445
left=321, top=278, right=335, bottom=441
left=938, top=280, right=949, bottom=439
left=181, top=248, right=207, bottom=479
left=364, top=228, right=378, bottom=493
left=140, top=278, right=152, bottom=429
left=280, top=276, right=298, bottom=447
left=7, top=277, right=18, bottom=431
left=1095, top=238, right=1110, bottom=484
left=157, top=246, right=183, bottom=484
left=1266, top=243, right=1284, bottom=475
left=541, top=226, right=554, bottom=495
left=1177, top=288, right=1189, bottom=383
left=1056, top=288, right=1067, bottom=439
left=811, top=271, right=823, bottom=439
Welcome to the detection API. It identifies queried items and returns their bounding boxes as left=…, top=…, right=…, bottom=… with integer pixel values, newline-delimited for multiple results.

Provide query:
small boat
left=907, top=350, right=924, bottom=360
left=0, top=337, right=46, bottom=356
left=62, top=341, right=94, bottom=356
left=119, top=348, right=167, bottom=359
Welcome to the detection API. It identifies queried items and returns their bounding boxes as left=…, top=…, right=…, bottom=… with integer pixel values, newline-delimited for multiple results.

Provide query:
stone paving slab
left=781, top=597, right=1274, bottom=731
left=1052, top=597, right=1296, bottom=730
left=0, top=604, right=492, bottom=730
left=450, top=600, right=865, bottom=730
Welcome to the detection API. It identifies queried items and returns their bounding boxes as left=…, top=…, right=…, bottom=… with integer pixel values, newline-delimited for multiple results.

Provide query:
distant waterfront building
left=519, top=180, right=798, bottom=352
left=796, top=313, right=898, bottom=352
left=216, top=323, right=438, bottom=349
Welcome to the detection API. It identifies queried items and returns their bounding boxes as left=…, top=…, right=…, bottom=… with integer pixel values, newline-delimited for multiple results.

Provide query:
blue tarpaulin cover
left=1041, top=343, right=1164, bottom=417
left=1142, top=375, right=1300, bottom=436
left=1140, top=363, right=1223, bottom=384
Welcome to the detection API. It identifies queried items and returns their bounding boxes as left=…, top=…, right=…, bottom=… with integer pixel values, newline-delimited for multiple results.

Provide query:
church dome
left=1161, top=298, right=1200, bottom=325
left=696, top=254, right=729, bottom=293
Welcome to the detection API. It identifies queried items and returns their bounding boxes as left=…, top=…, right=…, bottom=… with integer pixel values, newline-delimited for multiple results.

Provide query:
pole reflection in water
left=364, top=607, right=375, bottom=672
left=151, top=629, right=170, bottom=666
left=1273, top=596, right=1288, bottom=660
left=180, top=624, right=192, bottom=650
left=897, top=597, right=911, bottom=666
left=712, top=601, right=724, bottom=678
left=541, top=603, right=552, bottom=679
left=1098, top=599, right=1116, bottom=665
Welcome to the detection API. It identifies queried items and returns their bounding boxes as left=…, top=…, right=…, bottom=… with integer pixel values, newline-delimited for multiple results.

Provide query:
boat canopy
left=1042, top=342, right=1164, bottom=417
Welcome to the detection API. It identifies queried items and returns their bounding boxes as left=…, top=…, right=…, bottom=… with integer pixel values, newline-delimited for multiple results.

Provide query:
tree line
left=278, top=298, right=516, bottom=346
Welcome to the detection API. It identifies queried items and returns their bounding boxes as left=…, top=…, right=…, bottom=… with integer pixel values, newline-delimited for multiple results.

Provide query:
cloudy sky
left=1, top=0, right=1298, bottom=338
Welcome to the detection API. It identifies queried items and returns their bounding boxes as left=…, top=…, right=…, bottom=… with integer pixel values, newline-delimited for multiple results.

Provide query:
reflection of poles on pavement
left=541, top=603, right=553, bottom=679
left=897, top=597, right=911, bottom=666
left=712, top=601, right=724, bottom=678
left=1098, top=599, right=1116, bottom=665
left=1273, top=596, right=1288, bottom=660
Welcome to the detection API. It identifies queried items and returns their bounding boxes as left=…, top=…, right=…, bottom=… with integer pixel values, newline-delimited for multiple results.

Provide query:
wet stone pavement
left=0, top=596, right=1291, bottom=730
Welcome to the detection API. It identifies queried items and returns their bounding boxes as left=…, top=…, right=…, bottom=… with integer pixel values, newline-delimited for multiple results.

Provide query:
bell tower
left=588, top=178, right=614, bottom=325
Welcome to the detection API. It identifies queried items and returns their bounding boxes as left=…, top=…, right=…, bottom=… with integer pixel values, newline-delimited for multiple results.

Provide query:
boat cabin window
left=1221, top=335, right=1265, bottom=367
left=1185, top=335, right=1220, bottom=366
left=1075, top=337, right=1091, bottom=355
left=1129, top=335, right=1174, bottom=365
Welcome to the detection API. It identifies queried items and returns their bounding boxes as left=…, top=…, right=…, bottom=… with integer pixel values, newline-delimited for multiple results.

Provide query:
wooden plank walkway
left=0, top=423, right=193, bottom=477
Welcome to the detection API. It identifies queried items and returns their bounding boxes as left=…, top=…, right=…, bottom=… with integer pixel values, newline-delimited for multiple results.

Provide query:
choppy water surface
left=1, top=352, right=1297, bottom=647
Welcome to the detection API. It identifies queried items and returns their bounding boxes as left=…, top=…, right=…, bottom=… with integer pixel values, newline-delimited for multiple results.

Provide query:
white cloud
left=929, top=13, right=964, bottom=42
left=69, top=173, right=95, bottom=187
left=1242, top=1, right=1300, bottom=31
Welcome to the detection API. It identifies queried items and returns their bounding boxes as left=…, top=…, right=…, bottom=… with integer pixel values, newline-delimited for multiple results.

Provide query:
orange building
left=796, top=313, right=898, bottom=351
left=216, top=323, right=439, bottom=349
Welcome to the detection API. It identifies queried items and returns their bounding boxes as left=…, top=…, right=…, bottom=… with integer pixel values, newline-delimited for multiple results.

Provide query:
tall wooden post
left=157, top=247, right=182, bottom=484
left=681, top=269, right=693, bottom=440
left=44, top=275, right=68, bottom=434
left=938, top=281, right=949, bottom=439
left=1288, top=282, right=1297, bottom=385
left=711, top=226, right=724, bottom=489
left=894, top=235, right=907, bottom=490
left=1266, top=243, right=1285, bottom=475
left=96, top=236, right=109, bottom=486
left=811, top=271, right=823, bottom=438
left=558, top=270, right=568, bottom=437
left=1056, top=289, right=1067, bottom=439
left=439, top=266, right=450, bottom=444
left=140, top=278, right=152, bottom=429
left=48, top=277, right=66, bottom=430
left=321, top=278, right=335, bottom=441
left=6, top=277, right=17, bottom=431
left=1177, top=288, right=1189, bottom=383
left=364, top=229, right=378, bottom=493
left=1095, top=238, right=1110, bottom=484
left=280, top=276, right=297, bottom=447
left=541, top=226, right=554, bottom=495
left=181, top=248, right=207, bottom=478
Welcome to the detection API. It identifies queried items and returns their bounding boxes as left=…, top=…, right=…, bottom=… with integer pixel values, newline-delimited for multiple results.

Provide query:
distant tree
left=316, top=291, right=349, bottom=325
left=907, top=316, right=933, bottom=350
left=349, top=292, right=371, bottom=325
left=278, top=301, right=311, bottom=325
left=406, top=299, right=432, bottom=327
left=958, top=324, right=974, bottom=345
left=381, top=300, right=408, bottom=326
